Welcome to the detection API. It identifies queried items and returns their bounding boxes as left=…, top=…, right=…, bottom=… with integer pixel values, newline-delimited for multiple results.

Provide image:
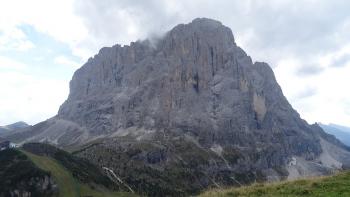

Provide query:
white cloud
left=275, top=49, right=350, bottom=126
left=0, top=0, right=89, bottom=59
left=0, top=27, right=35, bottom=51
left=0, top=56, right=27, bottom=70
left=0, top=67, right=68, bottom=125
left=54, top=55, right=80, bottom=68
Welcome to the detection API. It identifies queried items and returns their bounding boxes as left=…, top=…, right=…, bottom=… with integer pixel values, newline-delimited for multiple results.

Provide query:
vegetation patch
left=199, top=171, right=350, bottom=197
left=21, top=143, right=137, bottom=197
left=0, top=149, right=58, bottom=196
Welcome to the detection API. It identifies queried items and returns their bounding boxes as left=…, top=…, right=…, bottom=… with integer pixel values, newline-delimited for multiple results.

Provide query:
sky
left=0, top=0, right=350, bottom=127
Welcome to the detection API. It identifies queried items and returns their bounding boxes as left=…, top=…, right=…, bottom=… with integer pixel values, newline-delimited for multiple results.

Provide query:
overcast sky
left=0, top=0, right=350, bottom=127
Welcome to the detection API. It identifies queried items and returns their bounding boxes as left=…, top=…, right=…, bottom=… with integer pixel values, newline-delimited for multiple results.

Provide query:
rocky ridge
left=0, top=121, right=29, bottom=134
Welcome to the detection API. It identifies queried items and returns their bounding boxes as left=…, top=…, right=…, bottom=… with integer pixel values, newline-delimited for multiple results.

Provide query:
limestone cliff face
left=58, top=18, right=321, bottom=159
left=6, top=18, right=350, bottom=196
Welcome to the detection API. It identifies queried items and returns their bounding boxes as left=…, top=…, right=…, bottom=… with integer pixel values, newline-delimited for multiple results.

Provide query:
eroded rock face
left=6, top=18, right=350, bottom=196
left=58, top=18, right=322, bottom=158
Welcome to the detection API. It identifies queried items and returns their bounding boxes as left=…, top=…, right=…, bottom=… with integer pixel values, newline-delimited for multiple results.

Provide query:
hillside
left=200, top=171, right=350, bottom=197
left=0, top=143, right=137, bottom=197
left=0, top=148, right=58, bottom=196
left=320, top=123, right=350, bottom=146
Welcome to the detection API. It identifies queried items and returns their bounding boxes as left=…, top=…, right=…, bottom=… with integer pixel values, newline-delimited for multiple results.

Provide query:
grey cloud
left=294, top=87, right=318, bottom=100
left=74, top=0, right=183, bottom=48
left=330, top=54, right=350, bottom=68
left=74, top=0, right=350, bottom=71
left=296, top=64, right=324, bottom=76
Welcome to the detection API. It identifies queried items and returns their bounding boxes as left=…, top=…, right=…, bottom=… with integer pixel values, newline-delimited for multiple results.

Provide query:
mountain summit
left=5, top=18, right=350, bottom=196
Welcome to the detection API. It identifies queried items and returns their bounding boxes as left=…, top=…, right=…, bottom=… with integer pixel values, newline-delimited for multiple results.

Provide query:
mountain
left=0, top=121, right=29, bottom=134
left=5, top=121, right=29, bottom=130
left=0, top=127, right=8, bottom=133
left=319, top=123, right=350, bottom=146
left=329, top=123, right=350, bottom=133
left=0, top=143, right=135, bottom=197
left=4, top=18, right=350, bottom=196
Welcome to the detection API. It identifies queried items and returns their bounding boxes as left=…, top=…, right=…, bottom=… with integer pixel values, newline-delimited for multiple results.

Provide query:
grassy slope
left=199, top=171, right=350, bottom=197
left=0, top=149, right=56, bottom=196
left=22, top=150, right=136, bottom=197
left=22, top=150, right=79, bottom=197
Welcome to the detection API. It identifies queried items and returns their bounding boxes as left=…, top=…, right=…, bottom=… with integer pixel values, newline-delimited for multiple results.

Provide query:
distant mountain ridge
left=319, top=123, right=350, bottom=146
left=329, top=123, right=350, bottom=133
left=0, top=121, right=29, bottom=135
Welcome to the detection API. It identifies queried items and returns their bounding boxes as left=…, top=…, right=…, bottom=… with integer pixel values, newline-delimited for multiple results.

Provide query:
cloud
left=73, top=0, right=350, bottom=61
left=296, top=64, right=325, bottom=76
left=0, top=27, right=35, bottom=51
left=73, top=0, right=183, bottom=57
left=294, top=87, right=318, bottom=100
left=0, top=0, right=88, bottom=59
left=0, top=56, right=27, bottom=70
left=54, top=55, right=81, bottom=68
left=330, top=53, right=350, bottom=68
left=0, top=59, right=68, bottom=125
left=275, top=57, right=350, bottom=126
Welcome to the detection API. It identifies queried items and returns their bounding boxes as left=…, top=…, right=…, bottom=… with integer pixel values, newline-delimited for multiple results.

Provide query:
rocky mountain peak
left=0, top=121, right=29, bottom=134
left=159, top=18, right=235, bottom=59
left=167, top=17, right=235, bottom=43
left=191, top=17, right=224, bottom=27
